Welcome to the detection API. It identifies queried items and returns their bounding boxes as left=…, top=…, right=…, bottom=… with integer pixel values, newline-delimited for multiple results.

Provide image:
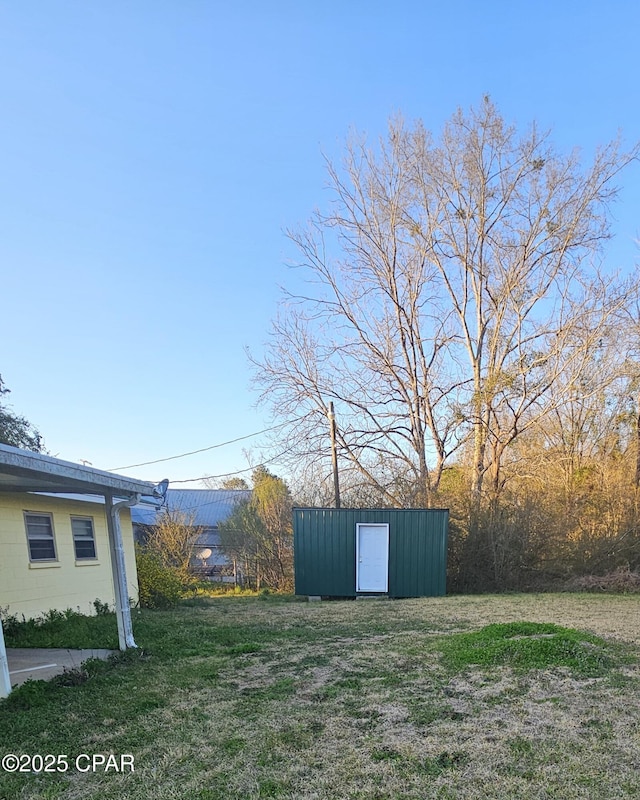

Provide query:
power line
left=108, top=419, right=297, bottom=471
left=169, top=445, right=296, bottom=484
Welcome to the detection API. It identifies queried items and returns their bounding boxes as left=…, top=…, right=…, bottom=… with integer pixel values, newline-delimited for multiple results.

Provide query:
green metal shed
left=293, top=507, right=448, bottom=598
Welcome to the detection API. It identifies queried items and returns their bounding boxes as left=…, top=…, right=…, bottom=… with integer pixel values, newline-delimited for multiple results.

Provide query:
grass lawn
left=1, top=593, right=640, bottom=799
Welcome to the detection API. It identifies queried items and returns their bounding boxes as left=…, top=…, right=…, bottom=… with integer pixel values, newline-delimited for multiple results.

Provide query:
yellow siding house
left=0, top=492, right=139, bottom=619
left=0, top=444, right=165, bottom=697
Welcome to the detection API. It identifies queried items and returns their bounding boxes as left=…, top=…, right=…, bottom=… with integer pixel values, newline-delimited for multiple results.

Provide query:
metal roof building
left=131, top=488, right=251, bottom=573
left=294, top=507, right=448, bottom=599
left=131, top=489, right=250, bottom=528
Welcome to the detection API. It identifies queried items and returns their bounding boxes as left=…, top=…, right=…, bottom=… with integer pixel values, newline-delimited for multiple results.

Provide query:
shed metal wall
left=293, top=507, right=448, bottom=598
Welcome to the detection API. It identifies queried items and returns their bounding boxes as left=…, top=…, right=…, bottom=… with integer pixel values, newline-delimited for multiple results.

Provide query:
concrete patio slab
left=7, top=648, right=115, bottom=687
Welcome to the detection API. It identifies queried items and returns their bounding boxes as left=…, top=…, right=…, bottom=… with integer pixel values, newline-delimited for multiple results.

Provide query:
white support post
left=0, top=618, right=11, bottom=698
left=104, top=493, right=138, bottom=650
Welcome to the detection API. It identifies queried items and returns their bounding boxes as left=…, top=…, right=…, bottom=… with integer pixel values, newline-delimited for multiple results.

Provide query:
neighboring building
left=131, top=489, right=250, bottom=580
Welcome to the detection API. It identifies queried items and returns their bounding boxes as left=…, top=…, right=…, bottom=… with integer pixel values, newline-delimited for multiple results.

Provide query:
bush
left=135, top=546, right=183, bottom=609
left=565, top=566, right=640, bottom=594
left=0, top=608, right=24, bottom=638
left=93, top=599, right=111, bottom=616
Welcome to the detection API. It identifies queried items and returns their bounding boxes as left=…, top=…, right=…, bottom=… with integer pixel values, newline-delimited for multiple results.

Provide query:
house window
left=24, top=512, right=57, bottom=561
left=71, top=516, right=97, bottom=560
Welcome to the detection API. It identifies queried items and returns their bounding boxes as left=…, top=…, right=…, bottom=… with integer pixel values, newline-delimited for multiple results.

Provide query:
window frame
left=23, top=511, right=58, bottom=563
left=70, top=515, right=98, bottom=561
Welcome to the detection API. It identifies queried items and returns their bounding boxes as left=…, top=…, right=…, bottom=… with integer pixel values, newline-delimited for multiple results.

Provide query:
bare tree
left=254, top=125, right=464, bottom=507
left=253, top=98, right=638, bottom=509
left=406, top=99, right=637, bottom=508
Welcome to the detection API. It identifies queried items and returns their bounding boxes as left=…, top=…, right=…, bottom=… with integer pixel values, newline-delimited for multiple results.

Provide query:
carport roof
left=0, top=443, right=157, bottom=498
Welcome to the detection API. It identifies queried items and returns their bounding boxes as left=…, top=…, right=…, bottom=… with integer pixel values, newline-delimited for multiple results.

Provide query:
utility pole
left=328, top=401, right=341, bottom=508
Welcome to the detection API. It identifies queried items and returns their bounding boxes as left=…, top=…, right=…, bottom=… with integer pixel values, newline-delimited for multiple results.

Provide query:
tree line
left=252, top=97, right=640, bottom=591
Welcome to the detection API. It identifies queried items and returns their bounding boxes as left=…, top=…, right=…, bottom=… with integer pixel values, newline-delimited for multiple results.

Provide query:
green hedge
left=135, top=546, right=183, bottom=609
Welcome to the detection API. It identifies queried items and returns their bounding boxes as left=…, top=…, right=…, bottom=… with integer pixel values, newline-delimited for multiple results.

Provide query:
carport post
left=0, top=618, right=11, bottom=698
left=104, top=492, right=138, bottom=650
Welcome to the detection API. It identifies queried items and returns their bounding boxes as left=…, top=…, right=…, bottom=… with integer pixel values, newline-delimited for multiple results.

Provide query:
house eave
left=0, top=443, right=156, bottom=499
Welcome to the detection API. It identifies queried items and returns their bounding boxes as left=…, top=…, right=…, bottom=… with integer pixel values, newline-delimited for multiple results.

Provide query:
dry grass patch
left=1, top=594, right=640, bottom=799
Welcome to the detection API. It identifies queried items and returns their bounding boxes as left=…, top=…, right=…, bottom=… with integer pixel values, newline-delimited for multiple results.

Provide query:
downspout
left=105, top=492, right=141, bottom=650
left=0, top=618, right=11, bottom=698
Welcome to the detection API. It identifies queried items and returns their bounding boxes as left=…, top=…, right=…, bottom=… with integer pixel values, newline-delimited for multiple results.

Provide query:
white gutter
left=105, top=492, right=140, bottom=650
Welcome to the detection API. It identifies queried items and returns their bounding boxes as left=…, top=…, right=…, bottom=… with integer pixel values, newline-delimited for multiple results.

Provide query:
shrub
left=93, top=599, right=111, bottom=616
left=1, top=608, right=117, bottom=649
left=0, top=608, right=24, bottom=638
left=135, top=545, right=183, bottom=609
left=565, top=566, right=640, bottom=594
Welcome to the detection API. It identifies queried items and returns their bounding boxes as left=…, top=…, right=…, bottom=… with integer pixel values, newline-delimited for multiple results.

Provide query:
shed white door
left=356, top=524, right=389, bottom=592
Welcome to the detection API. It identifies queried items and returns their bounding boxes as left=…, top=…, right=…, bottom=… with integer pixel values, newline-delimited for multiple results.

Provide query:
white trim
left=356, top=523, right=389, bottom=592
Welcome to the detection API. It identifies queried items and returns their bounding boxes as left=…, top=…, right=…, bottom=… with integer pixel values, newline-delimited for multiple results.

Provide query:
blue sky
left=1, top=1, right=639, bottom=486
